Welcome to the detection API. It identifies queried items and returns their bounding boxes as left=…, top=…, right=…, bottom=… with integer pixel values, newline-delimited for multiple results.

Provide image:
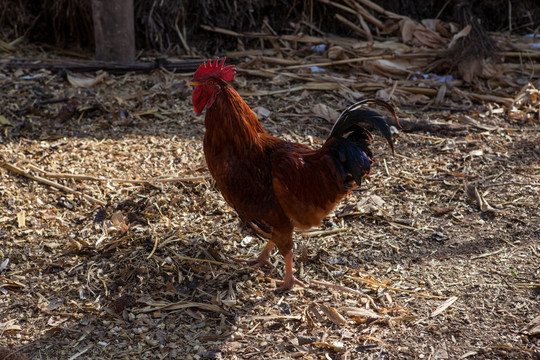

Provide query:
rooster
left=190, top=58, right=398, bottom=292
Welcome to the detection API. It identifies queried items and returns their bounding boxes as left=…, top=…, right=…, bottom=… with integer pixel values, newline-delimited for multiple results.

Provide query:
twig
left=436, top=0, right=453, bottom=19
left=303, top=227, right=350, bottom=237
left=354, top=0, right=407, bottom=20
left=335, top=14, right=367, bottom=38
left=316, top=0, right=357, bottom=17
left=0, top=57, right=207, bottom=74
left=174, top=12, right=192, bottom=55
left=1, top=157, right=106, bottom=206
left=430, top=296, right=458, bottom=317
left=146, top=236, right=159, bottom=260
left=201, top=24, right=325, bottom=44
left=462, top=91, right=514, bottom=106
left=25, top=164, right=208, bottom=183
left=200, top=24, right=360, bottom=48
left=515, top=282, right=540, bottom=289
left=343, top=0, right=385, bottom=29
left=67, top=346, right=91, bottom=360
left=284, top=55, right=395, bottom=69
left=383, top=116, right=469, bottom=135
left=508, top=0, right=512, bottom=33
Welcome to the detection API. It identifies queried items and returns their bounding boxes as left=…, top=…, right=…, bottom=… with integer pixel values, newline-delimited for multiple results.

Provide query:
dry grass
left=1, top=56, right=539, bottom=359
left=1, top=13, right=540, bottom=356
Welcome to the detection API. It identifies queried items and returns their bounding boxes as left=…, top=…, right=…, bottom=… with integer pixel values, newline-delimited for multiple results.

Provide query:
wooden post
left=91, top=0, right=135, bottom=62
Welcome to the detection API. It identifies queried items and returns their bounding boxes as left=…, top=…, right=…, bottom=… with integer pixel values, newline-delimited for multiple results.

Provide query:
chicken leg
left=275, top=249, right=306, bottom=292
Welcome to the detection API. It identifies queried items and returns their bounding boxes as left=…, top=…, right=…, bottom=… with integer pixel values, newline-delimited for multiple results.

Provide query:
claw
left=274, top=276, right=306, bottom=294
left=273, top=250, right=306, bottom=293
left=237, top=240, right=275, bottom=269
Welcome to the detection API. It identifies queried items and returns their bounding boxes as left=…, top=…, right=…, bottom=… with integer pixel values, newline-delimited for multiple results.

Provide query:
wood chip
left=430, top=296, right=458, bottom=317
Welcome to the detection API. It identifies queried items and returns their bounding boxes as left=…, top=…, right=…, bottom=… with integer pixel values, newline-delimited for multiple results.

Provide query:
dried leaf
left=431, top=296, right=458, bottom=317
left=308, top=303, right=325, bottom=322
left=521, top=315, right=540, bottom=335
left=463, top=182, right=501, bottom=213
left=400, top=18, right=447, bottom=48
left=364, top=59, right=413, bottom=77
left=0, top=318, right=19, bottom=331
left=304, top=82, right=341, bottom=91
left=341, top=307, right=381, bottom=320
left=357, top=195, right=390, bottom=216
left=313, top=341, right=345, bottom=353
left=422, top=19, right=451, bottom=37
left=319, top=304, right=347, bottom=325
left=400, top=18, right=416, bottom=43
left=513, top=83, right=540, bottom=107
left=55, top=99, right=79, bottom=125
left=67, top=71, right=107, bottom=88
left=109, top=211, right=129, bottom=234
left=413, top=25, right=447, bottom=48
left=448, top=24, right=472, bottom=48
left=252, top=106, right=271, bottom=120
left=328, top=46, right=347, bottom=60
left=0, top=115, right=12, bottom=125
left=0, top=279, right=25, bottom=291
left=0, top=258, right=9, bottom=272
left=458, top=58, right=500, bottom=83
left=0, top=323, right=22, bottom=332
left=468, top=149, right=483, bottom=157
left=312, top=103, right=339, bottom=123
left=510, top=83, right=540, bottom=122
left=45, top=298, right=63, bottom=311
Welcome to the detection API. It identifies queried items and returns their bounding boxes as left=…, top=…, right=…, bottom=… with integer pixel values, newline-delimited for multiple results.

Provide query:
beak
left=188, top=80, right=200, bottom=86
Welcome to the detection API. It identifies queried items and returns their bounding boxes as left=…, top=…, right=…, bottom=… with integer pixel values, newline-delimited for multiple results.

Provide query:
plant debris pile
left=1, top=0, right=539, bottom=54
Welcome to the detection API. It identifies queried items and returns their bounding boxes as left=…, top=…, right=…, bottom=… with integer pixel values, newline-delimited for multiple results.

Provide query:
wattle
left=192, top=85, right=218, bottom=114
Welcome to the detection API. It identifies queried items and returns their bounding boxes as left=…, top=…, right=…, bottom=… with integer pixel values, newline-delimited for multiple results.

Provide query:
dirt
left=0, top=59, right=539, bottom=360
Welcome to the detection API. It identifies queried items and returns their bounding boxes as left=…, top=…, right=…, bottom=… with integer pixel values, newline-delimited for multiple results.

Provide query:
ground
left=0, top=55, right=539, bottom=360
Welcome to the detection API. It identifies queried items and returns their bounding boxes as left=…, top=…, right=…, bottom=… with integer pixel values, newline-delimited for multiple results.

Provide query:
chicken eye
left=207, top=79, right=215, bottom=85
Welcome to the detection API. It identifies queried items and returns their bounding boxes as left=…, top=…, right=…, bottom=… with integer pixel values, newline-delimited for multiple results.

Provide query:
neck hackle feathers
left=193, top=57, right=236, bottom=82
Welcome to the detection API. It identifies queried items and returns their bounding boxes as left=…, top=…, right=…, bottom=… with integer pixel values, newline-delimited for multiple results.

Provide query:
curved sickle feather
left=329, top=98, right=400, bottom=153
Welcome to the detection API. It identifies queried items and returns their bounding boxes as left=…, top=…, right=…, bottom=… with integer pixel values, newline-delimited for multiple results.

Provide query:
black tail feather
left=328, top=98, right=398, bottom=153
left=327, top=98, right=398, bottom=187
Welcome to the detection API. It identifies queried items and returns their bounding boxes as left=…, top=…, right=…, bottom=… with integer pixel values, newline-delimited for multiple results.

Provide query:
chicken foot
left=238, top=240, right=305, bottom=292
left=238, top=240, right=275, bottom=268
left=274, top=250, right=306, bottom=293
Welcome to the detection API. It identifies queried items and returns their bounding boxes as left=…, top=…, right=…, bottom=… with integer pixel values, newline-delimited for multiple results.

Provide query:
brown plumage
left=190, top=58, right=398, bottom=291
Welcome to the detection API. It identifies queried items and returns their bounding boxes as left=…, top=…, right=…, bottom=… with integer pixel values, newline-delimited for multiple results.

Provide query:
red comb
left=193, top=57, right=236, bottom=82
